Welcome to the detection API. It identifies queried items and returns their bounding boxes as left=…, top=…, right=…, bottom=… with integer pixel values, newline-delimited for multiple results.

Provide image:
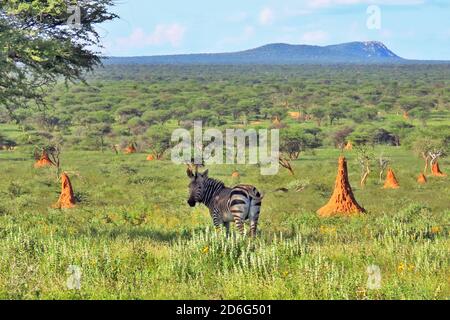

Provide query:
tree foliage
left=0, top=0, right=117, bottom=114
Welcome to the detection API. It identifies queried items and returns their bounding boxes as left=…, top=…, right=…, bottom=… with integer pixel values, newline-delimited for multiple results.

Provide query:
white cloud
left=300, top=30, right=329, bottom=44
left=259, top=7, right=275, bottom=25
left=117, top=24, right=186, bottom=48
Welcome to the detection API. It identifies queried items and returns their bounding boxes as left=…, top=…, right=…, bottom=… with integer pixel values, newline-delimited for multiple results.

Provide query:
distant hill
left=104, top=41, right=409, bottom=65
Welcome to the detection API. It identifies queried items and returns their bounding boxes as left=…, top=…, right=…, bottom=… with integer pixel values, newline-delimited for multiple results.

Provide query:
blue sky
left=98, top=0, right=450, bottom=60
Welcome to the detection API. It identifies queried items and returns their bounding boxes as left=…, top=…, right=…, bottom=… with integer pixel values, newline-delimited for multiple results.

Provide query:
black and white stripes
left=187, top=169, right=263, bottom=237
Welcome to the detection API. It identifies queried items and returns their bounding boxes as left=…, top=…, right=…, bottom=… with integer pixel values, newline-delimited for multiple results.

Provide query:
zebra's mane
left=204, top=177, right=225, bottom=188
left=200, top=177, right=226, bottom=206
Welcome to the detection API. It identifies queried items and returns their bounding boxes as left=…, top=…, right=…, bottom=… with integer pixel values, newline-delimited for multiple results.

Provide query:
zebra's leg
left=211, top=208, right=222, bottom=233
left=233, top=216, right=245, bottom=235
left=230, top=198, right=248, bottom=236
left=248, top=199, right=262, bottom=237
left=224, top=221, right=230, bottom=238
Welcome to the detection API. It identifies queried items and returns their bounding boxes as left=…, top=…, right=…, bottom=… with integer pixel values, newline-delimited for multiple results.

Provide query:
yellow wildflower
left=431, top=226, right=442, bottom=234
left=202, top=246, right=209, bottom=254
left=356, top=287, right=367, bottom=300
left=319, top=225, right=337, bottom=235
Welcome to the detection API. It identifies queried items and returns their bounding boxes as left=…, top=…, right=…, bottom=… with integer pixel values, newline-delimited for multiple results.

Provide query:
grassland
left=0, top=125, right=448, bottom=299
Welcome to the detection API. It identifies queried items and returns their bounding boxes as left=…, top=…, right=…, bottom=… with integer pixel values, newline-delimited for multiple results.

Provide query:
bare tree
left=356, top=146, right=374, bottom=188
left=412, top=138, right=447, bottom=174
left=279, top=155, right=295, bottom=176
left=47, top=146, right=61, bottom=171
left=378, top=154, right=390, bottom=183
left=111, top=144, right=119, bottom=155
left=429, top=150, right=444, bottom=167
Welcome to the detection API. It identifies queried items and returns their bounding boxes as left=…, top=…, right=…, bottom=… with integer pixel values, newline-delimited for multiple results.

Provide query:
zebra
left=186, top=168, right=263, bottom=237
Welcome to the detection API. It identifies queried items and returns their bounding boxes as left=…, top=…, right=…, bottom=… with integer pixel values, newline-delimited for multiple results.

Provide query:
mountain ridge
left=104, top=41, right=410, bottom=65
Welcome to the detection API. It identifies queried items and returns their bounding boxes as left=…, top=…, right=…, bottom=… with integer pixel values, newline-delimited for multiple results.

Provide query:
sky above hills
left=98, top=0, right=450, bottom=60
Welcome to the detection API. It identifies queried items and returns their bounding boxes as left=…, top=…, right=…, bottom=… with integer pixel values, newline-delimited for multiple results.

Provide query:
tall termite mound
left=317, top=156, right=366, bottom=217
left=417, top=173, right=427, bottom=184
left=54, top=173, right=76, bottom=209
left=34, top=150, right=55, bottom=168
left=383, top=168, right=400, bottom=189
left=432, top=162, right=446, bottom=177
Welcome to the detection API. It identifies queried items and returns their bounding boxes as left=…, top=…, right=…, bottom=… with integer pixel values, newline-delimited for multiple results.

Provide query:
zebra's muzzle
left=187, top=199, right=196, bottom=207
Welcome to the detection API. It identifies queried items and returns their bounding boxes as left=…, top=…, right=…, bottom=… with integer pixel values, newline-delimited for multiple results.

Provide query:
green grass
left=0, top=141, right=448, bottom=300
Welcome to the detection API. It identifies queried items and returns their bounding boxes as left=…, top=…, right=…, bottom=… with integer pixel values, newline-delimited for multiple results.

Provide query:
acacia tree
left=280, top=127, right=322, bottom=160
left=145, top=125, right=171, bottom=160
left=409, top=98, right=435, bottom=127
left=0, top=0, right=117, bottom=117
left=398, top=97, right=420, bottom=119
left=310, top=106, right=326, bottom=127
left=89, top=123, right=112, bottom=152
left=327, top=102, right=347, bottom=126
left=332, top=127, right=354, bottom=149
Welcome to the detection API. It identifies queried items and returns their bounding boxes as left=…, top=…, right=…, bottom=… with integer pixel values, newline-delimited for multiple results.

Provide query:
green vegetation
left=0, top=147, right=448, bottom=299
left=2, top=65, right=449, bottom=155
left=0, top=0, right=117, bottom=111
left=0, top=64, right=449, bottom=299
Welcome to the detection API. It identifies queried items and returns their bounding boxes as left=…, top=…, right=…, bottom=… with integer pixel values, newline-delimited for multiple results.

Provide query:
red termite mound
left=344, top=141, right=353, bottom=151
left=402, top=111, right=409, bottom=120
left=34, top=150, right=55, bottom=168
left=432, top=162, right=446, bottom=177
left=417, top=173, right=427, bottom=184
left=146, top=154, right=155, bottom=161
left=54, top=173, right=76, bottom=209
left=124, top=145, right=137, bottom=154
left=317, top=156, right=366, bottom=217
left=383, top=168, right=400, bottom=189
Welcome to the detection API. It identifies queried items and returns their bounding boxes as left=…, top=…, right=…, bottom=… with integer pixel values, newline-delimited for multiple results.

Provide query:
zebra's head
left=186, top=168, right=209, bottom=207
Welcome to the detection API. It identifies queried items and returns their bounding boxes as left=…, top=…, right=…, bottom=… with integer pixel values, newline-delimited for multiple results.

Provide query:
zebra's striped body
left=187, top=169, right=262, bottom=236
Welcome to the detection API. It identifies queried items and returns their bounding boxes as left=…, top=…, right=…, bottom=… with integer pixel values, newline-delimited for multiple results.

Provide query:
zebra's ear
left=202, top=169, right=209, bottom=178
left=186, top=167, right=194, bottom=178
